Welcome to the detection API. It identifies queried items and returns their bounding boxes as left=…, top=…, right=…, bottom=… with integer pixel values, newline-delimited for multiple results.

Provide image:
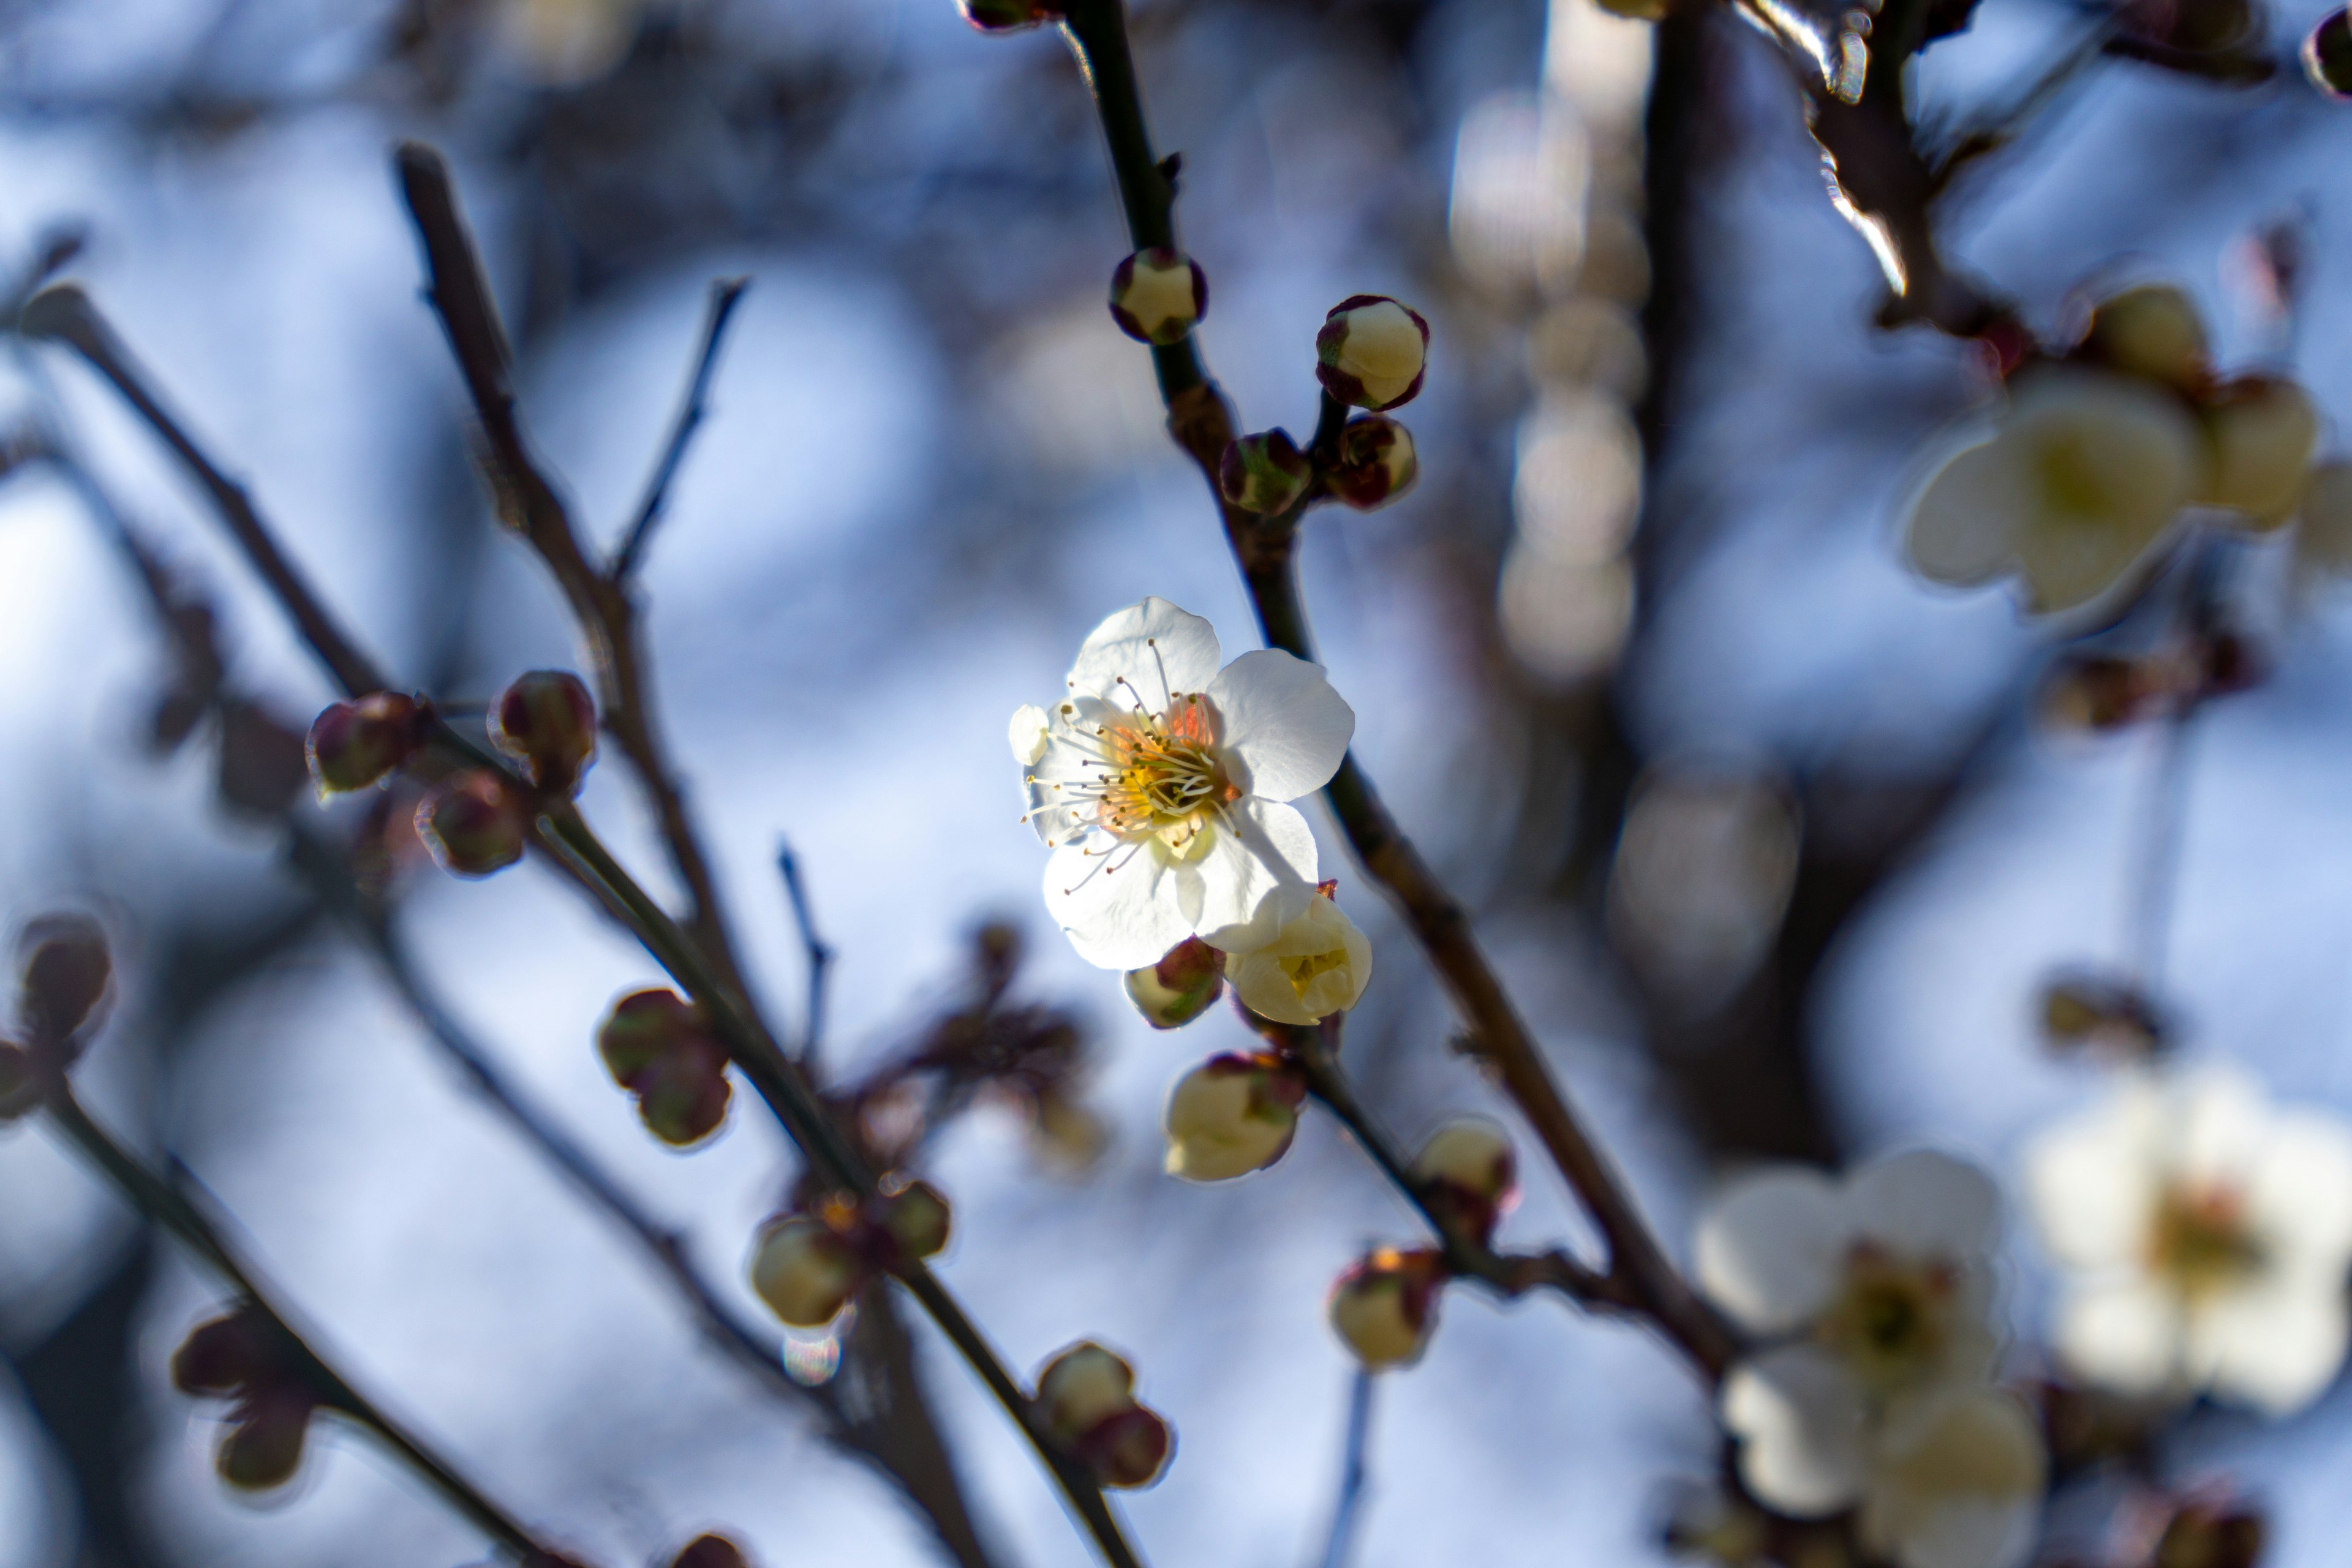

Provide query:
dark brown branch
left=611, top=276, right=750, bottom=582
left=776, top=842, right=834, bottom=1066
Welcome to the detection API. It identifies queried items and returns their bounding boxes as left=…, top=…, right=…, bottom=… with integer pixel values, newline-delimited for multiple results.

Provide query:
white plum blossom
left=1698, top=1148, right=2035, bottom=1568
left=2024, top=1063, right=2352, bottom=1416
left=1227, top=888, right=1373, bottom=1024
left=1014, top=598, right=1355, bottom=970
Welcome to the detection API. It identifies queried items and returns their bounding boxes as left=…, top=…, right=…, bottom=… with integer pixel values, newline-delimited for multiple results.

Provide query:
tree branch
left=611, top=276, right=749, bottom=582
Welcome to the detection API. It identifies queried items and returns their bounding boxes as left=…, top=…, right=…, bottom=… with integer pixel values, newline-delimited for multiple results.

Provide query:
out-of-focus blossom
left=493, top=0, right=641, bottom=85
left=1697, top=1150, right=2006, bottom=1518
left=1327, top=417, right=1418, bottom=509
left=1218, top=429, right=1311, bottom=515
left=2193, top=378, right=2319, bottom=525
left=2024, top=1063, right=2352, bottom=1415
left=1226, top=889, right=1373, bottom=1025
left=1033, top=1342, right=1173, bottom=1489
left=875, top=1178, right=952, bottom=1262
left=1123, top=936, right=1226, bottom=1030
left=1329, top=1246, right=1446, bottom=1368
left=2293, top=459, right=2352, bottom=577
left=1108, top=249, right=1207, bottom=346
left=1316, top=295, right=1430, bottom=411
left=1162, top=1050, right=1305, bottom=1181
left=2079, top=284, right=2209, bottom=392
left=1013, top=598, right=1352, bottom=968
left=1906, top=366, right=2204, bottom=614
left=1855, top=1389, right=2048, bottom=1568
left=748, top=1214, right=863, bottom=1329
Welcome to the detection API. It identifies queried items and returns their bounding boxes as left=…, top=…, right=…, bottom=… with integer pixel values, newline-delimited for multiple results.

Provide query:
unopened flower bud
left=748, top=1214, right=864, bottom=1328
left=2080, top=283, right=2209, bottom=390
left=306, top=693, right=421, bottom=795
left=1329, top=1247, right=1445, bottom=1368
left=1316, top=295, right=1430, bottom=412
left=1035, top=1341, right=1174, bottom=1488
left=2154, top=1499, right=2264, bottom=1568
left=1228, top=893, right=1373, bottom=1026
left=2305, top=7, right=2352, bottom=97
left=217, top=1387, right=315, bottom=1491
left=1163, top=1051, right=1305, bottom=1182
left=1413, top=1119, right=1518, bottom=1239
left=417, top=771, right=530, bottom=877
left=2197, top=377, right=2320, bottom=525
left=18, top=913, right=111, bottom=1046
left=172, top=1308, right=276, bottom=1396
left=1123, top=937, right=1225, bottom=1029
left=1109, top=248, right=1207, bottom=347
left=1219, top=429, right=1311, bottom=515
left=597, top=989, right=732, bottom=1147
left=669, top=1537, right=752, bottom=1568
left=877, top=1177, right=953, bottom=1262
left=959, top=0, right=1061, bottom=30
left=490, top=669, right=598, bottom=793
left=2040, top=971, right=2163, bottom=1058
left=1327, top=417, right=1417, bottom=509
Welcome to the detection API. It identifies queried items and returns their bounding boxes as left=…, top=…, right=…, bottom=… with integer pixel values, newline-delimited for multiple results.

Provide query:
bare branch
left=612, top=276, right=750, bottom=582
left=777, top=841, right=835, bottom=1066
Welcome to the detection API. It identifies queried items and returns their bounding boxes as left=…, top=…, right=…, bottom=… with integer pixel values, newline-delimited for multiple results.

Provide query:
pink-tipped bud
left=1329, top=1247, right=1446, bottom=1368
left=1412, top=1119, right=1518, bottom=1240
left=1109, top=248, right=1207, bottom=346
left=416, top=770, right=530, bottom=877
left=748, top=1215, right=864, bottom=1328
left=597, top=989, right=732, bottom=1147
left=669, top=1537, right=752, bottom=1568
left=1327, top=417, right=1418, bottom=510
left=18, top=914, right=111, bottom=1046
left=306, top=693, right=421, bottom=796
left=877, top=1177, right=953, bottom=1262
left=2306, top=8, right=2352, bottom=97
left=1035, top=1341, right=1173, bottom=1490
left=1163, top=1051, right=1306, bottom=1182
left=1123, top=937, right=1225, bottom=1030
left=490, top=669, right=598, bottom=794
left=2196, top=377, right=2320, bottom=526
left=1316, top=295, right=1430, bottom=412
left=2078, top=283, right=2209, bottom=391
left=218, top=1385, right=316, bottom=1491
left=959, top=0, right=1062, bottom=29
left=1218, top=429, right=1311, bottom=515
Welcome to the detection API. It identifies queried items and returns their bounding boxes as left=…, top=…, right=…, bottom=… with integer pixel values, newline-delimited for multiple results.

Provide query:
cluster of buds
left=1108, top=247, right=1207, bottom=347
left=1161, top=1050, right=1306, bottom=1182
left=1, top=914, right=113, bottom=1122
left=306, top=692, right=423, bottom=796
left=596, top=989, right=733, bottom=1147
left=171, top=1305, right=324, bottom=1491
left=489, top=669, right=598, bottom=794
left=1033, top=1341, right=1173, bottom=1490
left=2040, top=634, right=2262, bottom=732
left=2039, top=972, right=2165, bottom=1060
left=1219, top=293, right=1428, bottom=517
left=1123, top=935, right=1225, bottom=1029
left=747, top=1179, right=954, bottom=1328
left=2309, top=7, right=2352, bottom=97
left=1411, top=1120, right=1518, bottom=1242
left=959, top=0, right=1062, bottom=31
left=1328, top=1246, right=1446, bottom=1369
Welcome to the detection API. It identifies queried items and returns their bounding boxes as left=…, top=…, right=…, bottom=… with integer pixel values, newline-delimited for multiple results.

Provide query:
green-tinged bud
left=877, top=1177, right=952, bottom=1262
left=1327, top=417, right=1418, bottom=510
left=305, top=693, right=421, bottom=795
left=2080, top=283, right=2209, bottom=391
left=2154, top=1499, right=2264, bottom=1568
left=1218, top=429, right=1311, bottom=515
left=0, top=1040, right=33, bottom=1121
left=1109, top=248, right=1207, bottom=346
left=669, top=1537, right=752, bottom=1568
left=218, top=1389, right=315, bottom=1491
left=959, top=0, right=1061, bottom=30
left=1034, top=1341, right=1174, bottom=1487
left=2305, top=8, right=2352, bottom=97
left=748, top=1215, right=864, bottom=1328
left=2197, top=377, right=2320, bottom=526
left=1316, top=295, right=1430, bottom=412
left=18, top=913, right=110, bottom=1046
left=172, top=1308, right=277, bottom=1396
left=490, top=669, right=599, bottom=794
left=1163, top=1051, right=1306, bottom=1182
left=1329, top=1247, right=1446, bottom=1369
left=1227, top=892, right=1373, bottom=1026
left=416, top=771, right=530, bottom=877
left=1412, top=1120, right=1518, bottom=1239
left=1123, top=937, right=1225, bottom=1030
left=597, top=989, right=731, bottom=1147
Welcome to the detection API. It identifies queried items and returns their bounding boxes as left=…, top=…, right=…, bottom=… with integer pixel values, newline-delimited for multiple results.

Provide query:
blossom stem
left=1059, top=0, right=1734, bottom=1382
left=611, top=275, right=750, bottom=582
left=39, top=1083, right=556, bottom=1561
left=775, top=841, right=835, bottom=1066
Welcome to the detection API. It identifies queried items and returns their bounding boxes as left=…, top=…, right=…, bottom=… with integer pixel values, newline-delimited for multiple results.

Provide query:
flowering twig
left=1055, top=0, right=1735, bottom=1383
left=775, top=842, right=834, bottom=1065
left=37, top=1082, right=559, bottom=1562
left=611, top=276, right=750, bottom=582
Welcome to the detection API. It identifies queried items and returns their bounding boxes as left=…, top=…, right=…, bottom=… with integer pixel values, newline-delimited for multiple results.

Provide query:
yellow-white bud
left=1329, top=1248, right=1445, bottom=1369
left=748, top=1215, right=862, bottom=1328
left=1163, top=1052, right=1304, bottom=1182
left=1316, top=295, right=1431, bottom=412
left=1228, top=894, right=1373, bottom=1025
left=2197, top=377, right=2320, bottom=527
left=1413, top=1119, right=1518, bottom=1237
left=2081, top=283, right=2209, bottom=390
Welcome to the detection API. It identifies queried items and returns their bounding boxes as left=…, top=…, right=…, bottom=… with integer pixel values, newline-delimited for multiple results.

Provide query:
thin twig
left=1054, top=0, right=1734, bottom=1382
left=2126, top=545, right=2226, bottom=992
left=1313, top=1368, right=1374, bottom=1568
left=611, top=276, right=750, bottom=582
left=777, top=842, right=834, bottom=1066
left=40, top=1084, right=557, bottom=1561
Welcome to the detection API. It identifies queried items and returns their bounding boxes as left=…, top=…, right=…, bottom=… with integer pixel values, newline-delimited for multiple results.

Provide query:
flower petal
left=2191, top=1278, right=2348, bottom=1417
left=2247, top=1109, right=2352, bottom=1267
left=1848, top=1149, right=2001, bottom=1263
left=1066, top=598, right=1221, bottom=712
left=2023, top=1081, right=2161, bottom=1271
left=1009, top=704, right=1050, bottom=766
left=1044, top=839, right=1193, bottom=971
left=1205, top=649, right=1356, bottom=801
left=1906, top=440, right=2024, bottom=587
left=2051, top=1277, right=2180, bottom=1398
left=1721, top=1344, right=1869, bottom=1516
left=2171, top=1063, right=2269, bottom=1189
left=1694, top=1166, right=1846, bottom=1335
left=1860, top=1389, right=2046, bottom=1568
left=1185, top=797, right=1319, bottom=951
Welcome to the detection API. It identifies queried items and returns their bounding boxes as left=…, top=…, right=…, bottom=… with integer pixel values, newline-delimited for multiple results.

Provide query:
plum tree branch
left=612, top=275, right=749, bottom=582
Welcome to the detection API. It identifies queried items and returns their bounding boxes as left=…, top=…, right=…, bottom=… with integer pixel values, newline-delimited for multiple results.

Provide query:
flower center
left=1094, top=695, right=1236, bottom=857
left=1815, top=1245, right=1956, bottom=1395
left=2147, top=1183, right=2264, bottom=1299
left=2034, top=428, right=2115, bottom=521
left=1281, top=949, right=1349, bottom=998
